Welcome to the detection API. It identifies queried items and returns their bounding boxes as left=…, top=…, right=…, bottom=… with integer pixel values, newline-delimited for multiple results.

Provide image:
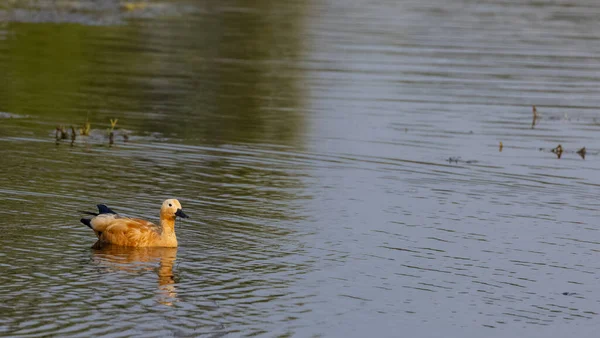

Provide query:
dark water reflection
left=91, top=244, right=178, bottom=304
left=3, top=0, right=600, bottom=337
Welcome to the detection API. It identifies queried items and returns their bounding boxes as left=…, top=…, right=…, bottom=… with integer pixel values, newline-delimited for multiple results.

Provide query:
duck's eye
left=169, top=203, right=172, bottom=207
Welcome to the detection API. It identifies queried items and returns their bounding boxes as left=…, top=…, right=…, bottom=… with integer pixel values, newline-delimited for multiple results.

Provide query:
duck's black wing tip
left=80, top=218, right=93, bottom=229
left=97, top=204, right=117, bottom=214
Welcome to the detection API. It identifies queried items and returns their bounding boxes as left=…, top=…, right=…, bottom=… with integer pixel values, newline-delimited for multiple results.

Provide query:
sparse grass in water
left=60, top=125, right=68, bottom=139
left=55, top=127, right=60, bottom=144
left=54, top=125, right=68, bottom=145
left=52, top=117, right=129, bottom=147
left=108, top=118, right=118, bottom=147
left=110, top=118, right=118, bottom=131
left=80, top=119, right=91, bottom=136
left=70, top=126, right=76, bottom=146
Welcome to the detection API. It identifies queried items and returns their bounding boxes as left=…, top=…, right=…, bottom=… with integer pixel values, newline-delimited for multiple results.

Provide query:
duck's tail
left=96, top=204, right=116, bottom=214
left=79, top=204, right=116, bottom=230
left=80, top=218, right=93, bottom=229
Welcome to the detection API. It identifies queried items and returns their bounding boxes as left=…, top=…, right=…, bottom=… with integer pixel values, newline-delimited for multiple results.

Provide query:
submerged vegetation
left=551, top=144, right=563, bottom=159
left=53, top=118, right=128, bottom=147
left=449, top=105, right=592, bottom=164
left=108, top=118, right=118, bottom=147
left=503, top=106, right=592, bottom=160
left=80, top=119, right=91, bottom=136
left=49, top=105, right=593, bottom=161
left=70, top=126, right=76, bottom=146
left=529, top=106, right=591, bottom=160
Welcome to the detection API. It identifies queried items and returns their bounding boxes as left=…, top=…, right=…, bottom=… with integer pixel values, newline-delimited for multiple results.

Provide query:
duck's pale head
left=161, top=199, right=189, bottom=220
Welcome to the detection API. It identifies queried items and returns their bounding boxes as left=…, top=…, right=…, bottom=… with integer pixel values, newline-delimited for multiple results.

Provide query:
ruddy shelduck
left=80, top=199, right=189, bottom=247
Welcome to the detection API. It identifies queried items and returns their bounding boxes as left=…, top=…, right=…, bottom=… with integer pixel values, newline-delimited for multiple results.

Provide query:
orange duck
left=80, top=199, right=188, bottom=247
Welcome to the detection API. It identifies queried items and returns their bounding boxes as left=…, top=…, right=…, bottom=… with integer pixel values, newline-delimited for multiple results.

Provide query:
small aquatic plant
left=80, top=119, right=91, bottom=136
left=551, top=144, right=563, bottom=159
left=577, top=147, right=586, bottom=160
left=121, top=2, right=148, bottom=11
left=55, top=127, right=61, bottom=144
left=531, top=105, right=538, bottom=129
left=70, top=126, right=76, bottom=146
left=108, top=118, right=118, bottom=147
left=110, top=118, right=118, bottom=130
left=54, top=126, right=68, bottom=145
left=55, top=125, right=68, bottom=140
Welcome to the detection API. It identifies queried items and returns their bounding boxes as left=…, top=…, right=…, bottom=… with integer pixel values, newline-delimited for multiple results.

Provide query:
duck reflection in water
left=91, top=242, right=178, bottom=306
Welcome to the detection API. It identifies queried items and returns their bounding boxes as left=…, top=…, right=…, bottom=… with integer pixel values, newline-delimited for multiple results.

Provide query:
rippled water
left=2, top=0, right=600, bottom=336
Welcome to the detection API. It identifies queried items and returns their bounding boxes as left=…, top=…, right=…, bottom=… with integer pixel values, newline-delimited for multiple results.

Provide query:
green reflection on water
left=1, top=6, right=313, bottom=335
left=0, top=0, right=311, bottom=289
left=0, top=0, right=307, bottom=145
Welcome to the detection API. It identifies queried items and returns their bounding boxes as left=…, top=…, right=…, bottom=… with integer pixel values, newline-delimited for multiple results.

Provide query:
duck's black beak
left=175, top=209, right=189, bottom=218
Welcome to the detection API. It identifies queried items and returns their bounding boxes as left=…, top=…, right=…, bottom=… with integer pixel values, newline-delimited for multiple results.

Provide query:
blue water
left=2, top=0, right=600, bottom=337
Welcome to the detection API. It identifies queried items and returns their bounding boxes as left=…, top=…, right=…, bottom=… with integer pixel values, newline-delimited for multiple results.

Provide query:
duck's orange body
left=80, top=199, right=188, bottom=247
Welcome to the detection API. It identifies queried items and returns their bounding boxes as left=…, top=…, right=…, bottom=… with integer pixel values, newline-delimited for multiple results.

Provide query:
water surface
left=2, top=0, right=600, bottom=337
